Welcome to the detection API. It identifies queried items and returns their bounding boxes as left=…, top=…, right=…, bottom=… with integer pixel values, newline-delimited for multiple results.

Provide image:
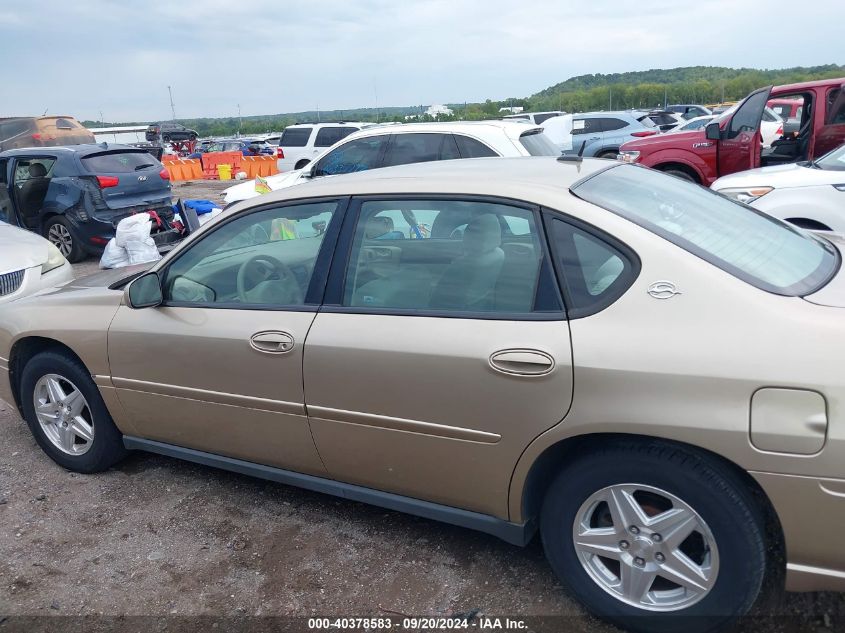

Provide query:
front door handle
left=489, top=349, right=555, bottom=376
left=249, top=331, right=295, bottom=354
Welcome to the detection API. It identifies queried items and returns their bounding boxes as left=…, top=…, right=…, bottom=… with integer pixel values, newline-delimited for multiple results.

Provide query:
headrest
left=28, top=163, right=48, bottom=178
left=463, top=213, right=501, bottom=255
left=364, top=215, right=394, bottom=239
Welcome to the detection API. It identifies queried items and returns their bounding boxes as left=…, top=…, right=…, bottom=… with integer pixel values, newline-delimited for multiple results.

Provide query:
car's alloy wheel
left=21, top=350, right=127, bottom=472
left=572, top=483, right=718, bottom=611
left=33, top=373, right=95, bottom=456
left=47, top=222, right=73, bottom=258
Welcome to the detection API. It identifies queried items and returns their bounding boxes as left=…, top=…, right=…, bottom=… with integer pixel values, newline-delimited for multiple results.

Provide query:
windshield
left=572, top=164, right=839, bottom=296
left=814, top=145, right=845, bottom=171
left=519, top=130, right=560, bottom=156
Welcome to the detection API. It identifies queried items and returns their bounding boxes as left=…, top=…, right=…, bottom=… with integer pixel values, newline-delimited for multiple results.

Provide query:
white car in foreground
left=223, top=120, right=560, bottom=204
left=0, top=221, right=73, bottom=304
left=712, top=143, right=845, bottom=231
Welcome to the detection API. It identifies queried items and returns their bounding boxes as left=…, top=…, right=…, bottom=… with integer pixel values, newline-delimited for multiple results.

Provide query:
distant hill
left=532, top=64, right=845, bottom=98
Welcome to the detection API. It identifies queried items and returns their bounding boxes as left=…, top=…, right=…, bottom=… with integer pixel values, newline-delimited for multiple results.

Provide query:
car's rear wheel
left=294, top=159, right=311, bottom=170
left=540, top=440, right=766, bottom=633
left=188, top=133, right=197, bottom=141
left=20, top=350, right=127, bottom=473
left=162, top=134, right=171, bottom=143
left=598, top=150, right=619, bottom=160
left=44, top=216, right=84, bottom=263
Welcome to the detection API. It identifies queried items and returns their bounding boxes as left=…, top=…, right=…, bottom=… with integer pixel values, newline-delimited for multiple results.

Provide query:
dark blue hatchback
left=0, top=143, right=175, bottom=262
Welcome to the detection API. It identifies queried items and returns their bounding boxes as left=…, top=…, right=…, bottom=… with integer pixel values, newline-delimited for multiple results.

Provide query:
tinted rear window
left=519, top=130, right=560, bottom=156
left=280, top=127, right=313, bottom=147
left=81, top=151, right=159, bottom=173
left=314, top=126, right=357, bottom=147
left=573, top=164, right=838, bottom=296
left=455, top=135, right=498, bottom=158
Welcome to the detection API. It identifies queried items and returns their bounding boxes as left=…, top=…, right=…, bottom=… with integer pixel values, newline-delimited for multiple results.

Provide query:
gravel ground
left=0, top=178, right=843, bottom=632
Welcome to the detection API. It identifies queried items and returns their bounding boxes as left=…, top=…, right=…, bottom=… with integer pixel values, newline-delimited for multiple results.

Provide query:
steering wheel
left=236, top=254, right=302, bottom=304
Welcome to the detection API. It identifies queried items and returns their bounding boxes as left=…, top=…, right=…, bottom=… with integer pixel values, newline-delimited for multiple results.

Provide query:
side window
left=549, top=217, right=636, bottom=317
left=455, top=135, right=498, bottom=158
left=313, top=136, right=388, bottom=177
left=571, top=118, right=600, bottom=136
left=599, top=118, right=628, bottom=132
left=728, top=89, right=770, bottom=139
left=13, top=157, right=56, bottom=186
left=279, top=127, right=313, bottom=147
left=314, top=126, right=357, bottom=148
left=382, top=133, right=460, bottom=167
left=826, top=88, right=845, bottom=125
left=343, top=199, right=544, bottom=314
left=161, top=201, right=339, bottom=307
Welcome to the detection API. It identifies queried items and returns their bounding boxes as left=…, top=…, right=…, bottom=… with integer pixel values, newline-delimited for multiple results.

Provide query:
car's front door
left=717, top=86, right=771, bottom=176
left=303, top=196, right=573, bottom=518
left=107, top=198, right=345, bottom=475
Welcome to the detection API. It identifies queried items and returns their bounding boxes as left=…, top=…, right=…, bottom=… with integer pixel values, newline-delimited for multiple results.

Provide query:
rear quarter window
left=519, top=130, right=560, bottom=156
left=314, top=126, right=357, bottom=147
left=82, top=151, right=159, bottom=173
left=280, top=127, right=313, bottom=147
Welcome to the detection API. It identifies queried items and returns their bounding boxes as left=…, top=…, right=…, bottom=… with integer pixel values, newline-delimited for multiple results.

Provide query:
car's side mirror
left=705, top=121, right=721, bottom=141
left=126, top=271, right=163, bottom=309
left=299, top=162, right=314, bottom=178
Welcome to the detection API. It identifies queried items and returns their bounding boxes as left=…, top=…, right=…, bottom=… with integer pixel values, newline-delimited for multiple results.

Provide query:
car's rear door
left=107, top=198, right=346, bottom=475
left=717, top=86, right=771, bottom=176
left=815, top=84, right=845, bottom=157
left=570, top=117, right=603, bottom=155
left=302, top=195, right=573, bottom=519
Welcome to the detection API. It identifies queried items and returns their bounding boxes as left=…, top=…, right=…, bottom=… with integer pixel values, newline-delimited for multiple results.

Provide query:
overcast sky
left=1, top=0, right=841, bottom=122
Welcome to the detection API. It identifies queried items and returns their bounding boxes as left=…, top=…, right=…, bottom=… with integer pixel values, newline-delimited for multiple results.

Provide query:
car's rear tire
left=188, top=133, right=197, bottom=141
left=44, top=216, right=84, bottom=263
left=662, top=168, right=697, bottom=183
left=598, top=150, right=619, bottom=160
left=162, top=134, right=171, bottom=143
left=540, top=439, right=766, bottom=633
left=294, top=159, right=311, bottom=170
left=20, top=350, right=127, bottom=473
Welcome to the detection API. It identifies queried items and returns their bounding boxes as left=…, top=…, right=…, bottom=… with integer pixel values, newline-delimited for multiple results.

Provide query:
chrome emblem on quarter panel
left=647, top=281, right=682, bottom=299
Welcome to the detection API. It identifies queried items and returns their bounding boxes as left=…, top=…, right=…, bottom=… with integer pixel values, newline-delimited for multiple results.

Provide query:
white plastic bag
left=115, top=214, right=152, bottom=247
left=113, top=214, right=161, bottom=266
left=99, top=238, right=130, bottom=269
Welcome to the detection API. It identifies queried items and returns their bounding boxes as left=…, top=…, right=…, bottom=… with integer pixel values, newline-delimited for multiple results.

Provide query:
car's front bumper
left=752, top=470, right=845, bottom=591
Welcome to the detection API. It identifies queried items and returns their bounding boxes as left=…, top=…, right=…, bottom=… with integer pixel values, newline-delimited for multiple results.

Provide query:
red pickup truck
left=618, top=77, right=845, bottom=185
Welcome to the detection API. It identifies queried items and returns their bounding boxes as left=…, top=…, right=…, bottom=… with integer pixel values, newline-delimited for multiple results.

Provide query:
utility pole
left=237, top=103, right=241, bottom=136
left=609, top=87, right=612, bottom=111
left=167, top=86, right=176, bottom=120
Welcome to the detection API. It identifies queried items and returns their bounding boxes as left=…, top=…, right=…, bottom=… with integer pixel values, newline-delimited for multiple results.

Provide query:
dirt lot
left=0, top=178, right=843, bottom=632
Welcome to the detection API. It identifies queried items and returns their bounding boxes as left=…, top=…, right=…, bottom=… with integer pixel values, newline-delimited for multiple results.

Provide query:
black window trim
left=541, top=206, right=641, bottom=319
left=155, top=195, right=351, bottom=312
left=320, top=193, right=566, bottom=321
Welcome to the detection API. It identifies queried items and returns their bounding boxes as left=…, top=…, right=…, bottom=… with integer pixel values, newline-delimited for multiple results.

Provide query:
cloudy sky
left=1, top=0, right=841, bottom=122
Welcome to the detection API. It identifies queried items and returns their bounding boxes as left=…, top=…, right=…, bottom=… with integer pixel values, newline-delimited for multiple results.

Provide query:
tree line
left=83, top=64, right=845, bottom=136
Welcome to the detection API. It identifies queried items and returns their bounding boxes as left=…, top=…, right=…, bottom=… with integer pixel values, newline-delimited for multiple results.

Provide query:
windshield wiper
left=134, top=164, right=155, bottom=171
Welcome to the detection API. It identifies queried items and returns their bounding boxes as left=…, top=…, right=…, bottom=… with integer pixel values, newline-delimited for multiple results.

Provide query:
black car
left=0, top=144, right=176, bottom=262
left=145, top=122, right=198, bottom=143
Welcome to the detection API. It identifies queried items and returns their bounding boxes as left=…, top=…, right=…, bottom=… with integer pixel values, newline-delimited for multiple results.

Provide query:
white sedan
left=712, top=143, right=845, bottom=231
left=0, top=221, right=74, bottom=304
left=222, top=120, right=559, bottom=204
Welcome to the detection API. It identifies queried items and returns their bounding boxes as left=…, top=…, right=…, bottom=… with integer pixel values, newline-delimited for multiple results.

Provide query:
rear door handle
left=489, top=349, right=555, bottom=376
left=249, top=331, right=295, bottom=354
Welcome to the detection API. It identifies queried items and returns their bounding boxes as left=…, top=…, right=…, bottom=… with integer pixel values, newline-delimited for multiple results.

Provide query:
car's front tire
left=20, top=350, right=127, bottom=473
left=44, top=216, right=84, bottom=263
left=540, top=439, right=766, bottom=633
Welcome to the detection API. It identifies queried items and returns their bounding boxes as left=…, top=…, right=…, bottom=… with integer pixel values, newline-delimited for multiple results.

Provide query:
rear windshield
left=518, top=130, right=560, bottom=156
left=280, top=127, right=313, bottom=147
left=572, top=164, right=839, bottom=296
left=82, top=151, right=159, bottom=173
